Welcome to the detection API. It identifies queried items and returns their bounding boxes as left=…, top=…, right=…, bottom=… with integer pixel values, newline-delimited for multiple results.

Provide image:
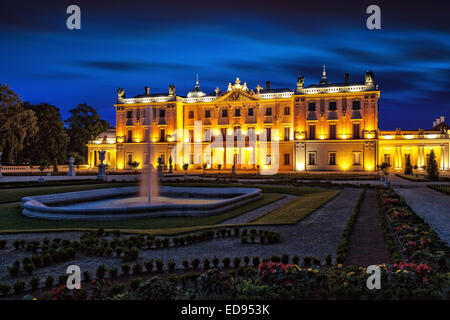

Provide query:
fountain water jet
left=140, top=106, right=159, bottom=203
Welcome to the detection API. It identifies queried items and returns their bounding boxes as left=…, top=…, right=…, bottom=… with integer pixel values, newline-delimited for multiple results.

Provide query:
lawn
left=200, top=173, right=378, bottom=180
left=428, top=185, right=450, bottom=196
left=251, top=190, right=341, bottom=224
left=0, top=193, right=285, bottom=233
left=396, top=174, right=450, bottom=182
left=0, top=182, right=138, bottom=204
left=162, top=182, right=325, bottom=196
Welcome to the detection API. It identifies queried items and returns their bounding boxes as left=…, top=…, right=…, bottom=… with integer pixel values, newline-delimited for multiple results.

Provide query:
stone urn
left=68, top=156, right=76, bottom=176
left=97, top=151, right=107, bottom=180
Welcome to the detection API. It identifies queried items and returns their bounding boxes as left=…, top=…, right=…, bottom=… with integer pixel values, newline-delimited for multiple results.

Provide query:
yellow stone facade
left=87, top=70, right=449, bottom=173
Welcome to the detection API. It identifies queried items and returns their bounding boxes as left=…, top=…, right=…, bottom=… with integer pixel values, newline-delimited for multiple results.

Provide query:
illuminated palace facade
left=87, top=68, right=450, bottom=173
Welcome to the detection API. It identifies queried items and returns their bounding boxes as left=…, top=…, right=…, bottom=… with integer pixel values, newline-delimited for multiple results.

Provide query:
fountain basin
left=21, top=186, right=262, bottom=220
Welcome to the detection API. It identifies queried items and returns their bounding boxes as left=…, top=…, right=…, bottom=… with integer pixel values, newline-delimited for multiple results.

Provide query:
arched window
left=308, top=102, right=316, bottom=112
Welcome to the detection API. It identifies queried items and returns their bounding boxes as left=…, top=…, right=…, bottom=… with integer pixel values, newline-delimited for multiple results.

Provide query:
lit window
left=329, top=152, right=336, bottom=165
left=308, top=152, right=316, bottom=165
left=354, top=152, right=362, bottom=165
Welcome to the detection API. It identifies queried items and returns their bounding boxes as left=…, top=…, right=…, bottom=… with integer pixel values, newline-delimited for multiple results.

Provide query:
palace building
left=86, top=68, right=450, bottom=173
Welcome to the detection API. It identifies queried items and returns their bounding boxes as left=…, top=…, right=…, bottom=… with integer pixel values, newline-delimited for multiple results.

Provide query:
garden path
left=394, top=187, right=450, bottom=245
left=221, top=194, right=298, bottom=224
left=345, top=189, right=391, bottom=266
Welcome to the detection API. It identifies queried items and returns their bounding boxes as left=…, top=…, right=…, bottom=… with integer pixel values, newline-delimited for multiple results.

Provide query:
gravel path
left=0, top=189, right=361, bottom=285
left=221, top=194, right=298, bottom=224
left=345, top=189, right=391, bottom=266
left=394, top=187, right=450, bottom=245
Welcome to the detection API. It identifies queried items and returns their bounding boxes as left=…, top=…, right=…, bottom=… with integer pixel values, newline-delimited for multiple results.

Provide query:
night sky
left=0, top=0, right=449, bottom=130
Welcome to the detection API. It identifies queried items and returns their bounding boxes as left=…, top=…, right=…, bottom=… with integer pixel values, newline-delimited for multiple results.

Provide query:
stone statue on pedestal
left=157, top=156, right=164, bottom=178
left=169, top=156, right=173, bottom=173
left=97, top=150, right=107, bottom=180
left=68, top=156, right=76, bottom=176
left=0, top=151, right=2, bottom=178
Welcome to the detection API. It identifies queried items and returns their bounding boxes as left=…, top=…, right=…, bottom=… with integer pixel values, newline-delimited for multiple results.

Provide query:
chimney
left=440, top=115, right=445, bottom=123
left=433, top=120, right=437, bottom=127
left=144, top=86, right=150, bottom=95
left=344, top=73, right=349, bottom=84
left=266, top=81, right=271, bottom=91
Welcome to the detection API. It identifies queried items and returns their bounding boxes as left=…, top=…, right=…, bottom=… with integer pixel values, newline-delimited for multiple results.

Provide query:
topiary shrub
left=144, top=260, right=154, bottom=273
left=243, top=256, right=250, bottom=266
left=45, top=276, right=54, bottom=289
left=212, top=256, right=219, bottom=268
left=109, top=267, right=118, bottom=278
left=281, top=254, right=289, bottom=265
left=233, top=257, right=241, bottom=269
left=155, top=259, right=164, bottom=273
left=222, top=257, right=231, bottom=268
left=182, top=260, right=189, bottom=271
left=130, top=277, right=142, bottom=291
left=13, top=280, right=25, bottom=294
left=30, top=276, right=41, bottom=290
left=252, top=256, right=260, bottom=268
left=132, top=263, right=143, bottom=275
left=83, top=271, right=91, bottom=282
left=167, top=260, right=176, bottom=272
left=0, top=240, right=7, bottom=249
left=0, top=283, right=11, bottom=296
left=121, top=264, right=131, bottom=275
left=191, top=258, right=200, bottom=270
left=96, top=264, right=107, bottom=280
left=292, top=255, right=300, bottom=265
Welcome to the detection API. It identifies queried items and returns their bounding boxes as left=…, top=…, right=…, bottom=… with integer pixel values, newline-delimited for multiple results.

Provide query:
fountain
left=20, top=109, right=261, bottom=220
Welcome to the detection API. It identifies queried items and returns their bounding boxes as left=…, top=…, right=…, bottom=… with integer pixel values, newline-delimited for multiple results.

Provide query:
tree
left=65, top=103, right=109, bottom=160
left=0, top=84, right=38, bottom=164
left=426, top=150, right=439, bottom=180
left=22, top=103, right=69, bottom=168
left=404, top=154, right=413, bottom=175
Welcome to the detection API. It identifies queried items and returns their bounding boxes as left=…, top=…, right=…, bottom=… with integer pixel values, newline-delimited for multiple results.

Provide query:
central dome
left=187, top=75, right=206, bottom=98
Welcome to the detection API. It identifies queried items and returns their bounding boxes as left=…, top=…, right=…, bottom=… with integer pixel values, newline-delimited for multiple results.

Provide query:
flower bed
left=34, top=261, right=449, bottom=300
left=377, top=187, right=449, bottom=271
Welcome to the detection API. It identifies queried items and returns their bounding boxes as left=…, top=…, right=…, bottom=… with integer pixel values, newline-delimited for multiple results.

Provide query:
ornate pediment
left=223, top=90, right=257, bottom=102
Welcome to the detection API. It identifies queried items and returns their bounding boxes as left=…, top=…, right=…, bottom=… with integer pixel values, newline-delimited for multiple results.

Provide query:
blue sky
left=0, top=0, right=449, bottom=129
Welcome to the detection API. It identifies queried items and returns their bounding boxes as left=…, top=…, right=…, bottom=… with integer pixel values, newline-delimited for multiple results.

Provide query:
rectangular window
left=329, top=101, right=337, bottom=111
left=352, top=100, right=361, bottom=110
left=265, top=107, right=272, bottom=116
left=265, top=128, right=272, bottom=141
left=127, top=153, right=133, bottom=165
left=329, top=124, right=336, bottom=139
left=308, top=102, right=316, bottom=112
left=127, top=111, right=133, bottom=119
left=284, top=107, right=290, bottom=115
left=329, top=152, right=336, bottom=165
left=188, top=110, right=194, bottom=119
left=309, top=125, right=316, bottom=140
left=127, top=129, right=133, bottom=142
left=353, top=123, right=360, bottom=139
left=160, top=129, right=165, bottom=142
left=284, top=127, right=290, bottom=141
left=189, top=129, right=194, bottom=142
left=222, top=109, right=228, bottom=117
left=354, top=152, right=362, bottom=165
left=383, top=154, right=390, bottom=166
left=248, top=108, right=254, bottom=116
left=284, top=153, right=290, bottom=165
left=308, top=152, right=316, bottom=165
left=189, top=154, right=194, bottom=164
left=159, top=109, right=165, bottom=118
left=205, top=109, right=211, bottom=118
left=234, top=108, right=241, bottom=117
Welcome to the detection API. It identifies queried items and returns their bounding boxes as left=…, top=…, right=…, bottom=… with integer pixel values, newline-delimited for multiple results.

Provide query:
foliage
left=426, top=150, right=439, bottom=180
left=65, top=103, right=109, bottom=159
left=0, top=84, right=38, bottom=164
left=404, top=154, right=413, bottom=175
